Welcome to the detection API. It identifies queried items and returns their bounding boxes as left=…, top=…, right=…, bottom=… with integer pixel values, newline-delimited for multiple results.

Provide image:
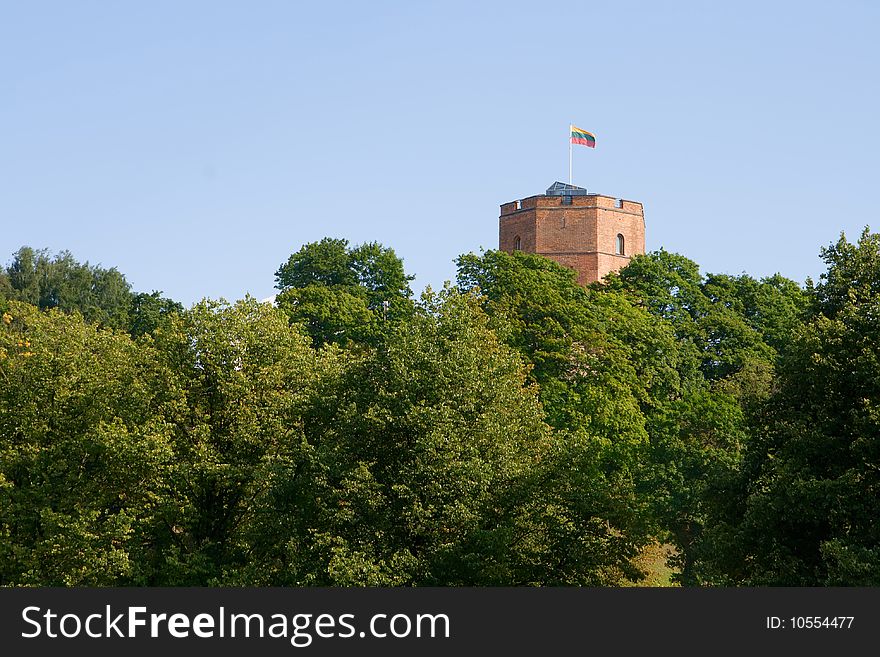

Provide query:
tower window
left=616, top=234, right=625, bottom=255
left=514, top=236, right=522, bottom=251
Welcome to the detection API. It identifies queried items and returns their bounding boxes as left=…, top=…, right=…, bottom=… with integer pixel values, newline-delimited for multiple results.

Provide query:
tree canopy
left=2, top=232, right=878, bottom=586
left=0, top=246, right=181, bottom=337
left=274, top=238, right=414, bottom=346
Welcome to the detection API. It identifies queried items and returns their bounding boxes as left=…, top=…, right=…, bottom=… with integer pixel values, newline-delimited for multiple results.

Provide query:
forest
left=1, top=233, right=878, bottom=586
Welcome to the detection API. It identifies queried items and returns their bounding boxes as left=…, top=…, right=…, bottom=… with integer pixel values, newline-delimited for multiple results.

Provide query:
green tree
left=275, top=238, right=414, bottom=346
left=0, top=269, right=12, bottom=313
left=456, top=250, right=695, bottom=581
left=0, top=302, right=173, bottom=585
left=607, top=250, right=804, bottom=382
left=701, top=229, right=880, bottom=585
left=147, top=298, right=323, bottom=585
left=224, top=289, right=555, bottom=585
left=605, top=251, right=803, bottom=582
left=2, top=247, right=134, bottom=330
left=702, top=272, right=807, bottom=355
left=457, top=250, right=778, bottom=584
left=128, top=291, right=184, bottom=338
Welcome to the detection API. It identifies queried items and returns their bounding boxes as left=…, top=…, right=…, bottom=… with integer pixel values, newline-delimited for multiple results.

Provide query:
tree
left=2, top=247, right=133, bottom=330
left=606, top=250, right=804, bottom=382
left=0, top=302, right=173, bottom=585
left=702, top=272, right=806, bottom=356
left=275, top=238, right=414, bottom=346
left=457, top=250, right=791, bottom=584
left=128, top=291, right=184, bottom=338
left=456, top=250, right=697, bottom=581
left=699, top=229, right=880, bottom=585
left=0, top=269, right=12, bottom=313
left=605, top=251, right=809, bottom=582
left=275, top=237, right=357, bottom=289
left=1, top=247, right=186, bottom=337
left=222, top=288, right=556, bottom=585
left=147, top=298, right=324, bottom=585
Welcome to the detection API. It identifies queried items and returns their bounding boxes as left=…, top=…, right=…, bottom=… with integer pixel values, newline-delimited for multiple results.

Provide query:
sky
left=2, top=1, right=878, bottom=305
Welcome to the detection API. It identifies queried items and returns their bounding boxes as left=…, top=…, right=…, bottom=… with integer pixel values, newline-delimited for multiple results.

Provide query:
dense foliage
left=0, top=247, right=181, bottom=336
left=1, top=231, right=877, bottom=586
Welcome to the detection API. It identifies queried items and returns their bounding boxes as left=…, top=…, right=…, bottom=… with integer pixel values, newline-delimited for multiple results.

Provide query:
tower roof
left=545, top=181, right=588, bottom=196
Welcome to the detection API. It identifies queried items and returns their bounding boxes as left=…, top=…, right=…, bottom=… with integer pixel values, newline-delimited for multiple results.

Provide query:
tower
left=499, top=182, right=645, bottom=285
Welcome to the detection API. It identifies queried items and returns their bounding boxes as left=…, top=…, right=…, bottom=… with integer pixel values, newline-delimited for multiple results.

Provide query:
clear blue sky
left=2, top=1, right=878, bottom=304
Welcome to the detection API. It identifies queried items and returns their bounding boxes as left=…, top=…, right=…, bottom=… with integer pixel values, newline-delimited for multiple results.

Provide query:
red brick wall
left=535, top=207, right=598, bottom=254
left=499, top=194, right=645, bottom=284
left=499, top=209, right=537, bottom=253
left=543, top=253, right=600, bottom=285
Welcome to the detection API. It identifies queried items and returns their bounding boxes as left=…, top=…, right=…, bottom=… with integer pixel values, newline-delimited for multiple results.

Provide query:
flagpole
left=568, top=123, right=572, bottom=185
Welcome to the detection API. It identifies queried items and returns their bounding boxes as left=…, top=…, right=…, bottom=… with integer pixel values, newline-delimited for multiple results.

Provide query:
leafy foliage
left=1, top=247, right=182, bottom=337
left=606, top=250, right=805, bottom=381
left=4, top=231, right=879, bottom=587
left=234, top=289, right=553, bottom=585
left=2, top=247, right=133, bottom=330
left=274, top=238, right=414, bottom=347
left=146, top=298, right=324, bottom=584
left=698, top=230, right=880, bottom=585
left=0, top=302, right=172, bottom=585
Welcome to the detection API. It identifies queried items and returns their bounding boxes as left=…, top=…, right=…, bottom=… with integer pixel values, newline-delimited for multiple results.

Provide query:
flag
left=570, top=125, right=596, bottom=148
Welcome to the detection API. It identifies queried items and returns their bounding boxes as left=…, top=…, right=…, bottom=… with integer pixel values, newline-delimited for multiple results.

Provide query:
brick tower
left=499, top=182, right=645, bottom=285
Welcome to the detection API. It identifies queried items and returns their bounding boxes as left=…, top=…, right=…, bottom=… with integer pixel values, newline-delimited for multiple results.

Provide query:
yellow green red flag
left=570, top=125, right=596, bottom=148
